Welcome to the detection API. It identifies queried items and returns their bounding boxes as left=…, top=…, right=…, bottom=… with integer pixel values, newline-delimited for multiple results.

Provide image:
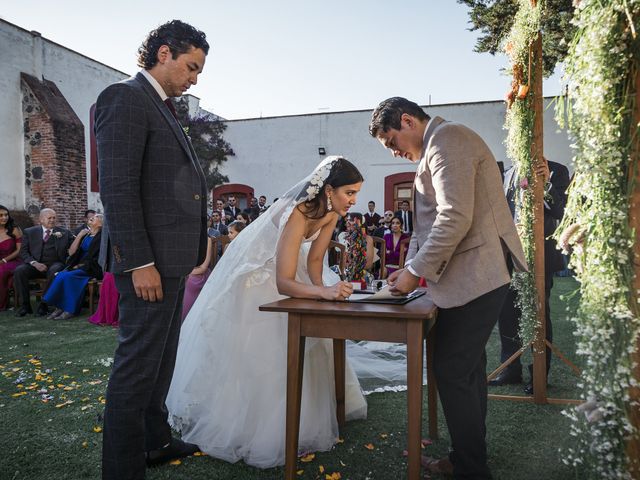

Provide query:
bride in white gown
left=166, top=156, right=369, bottom=468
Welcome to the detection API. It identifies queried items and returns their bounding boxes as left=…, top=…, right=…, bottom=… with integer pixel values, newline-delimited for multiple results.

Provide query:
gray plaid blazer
left=95, top=72, right=208, bottom=278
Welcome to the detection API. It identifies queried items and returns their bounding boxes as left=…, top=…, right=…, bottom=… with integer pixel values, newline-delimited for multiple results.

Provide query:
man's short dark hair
left=137, top=20, right=210, bottom=69
left=401, top=200, right=410, bottom=206
left=369, top=97, right=429, bottom=137
left=368, top=201, right=375, bottom=205
left=84, top=209, right=97, bottom=217
left=259, top=195, right=266, bottom=200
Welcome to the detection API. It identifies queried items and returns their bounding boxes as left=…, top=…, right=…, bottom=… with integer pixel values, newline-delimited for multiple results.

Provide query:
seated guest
left=181, top=237, right=213, bottom=322
left=208, top=211, right=228, bottom=236
left=14, top=208, right=72, bottom=317
left=243, top=197, right=260, bottom=221
left=372, top=210, right=394, bottom=238
left=0, top=205, right=23, bottom=310
left=235, top=212, right=251, bottom=224
left=383, top=216, right=410, bottom=277
left=395, top=200, right=413, bottom=234
left=73, top=209, right=97, bottom=236
left=44, top=214, right=104, bottom=320
left=88, top=272, right=119, bottom=327
left=224, top=220, right=245, bottom=253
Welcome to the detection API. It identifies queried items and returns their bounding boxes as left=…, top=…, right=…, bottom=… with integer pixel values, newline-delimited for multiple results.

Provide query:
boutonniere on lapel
left=52, top=231, right=63, bottom=239
left=182, top=126, right=192, bottom=141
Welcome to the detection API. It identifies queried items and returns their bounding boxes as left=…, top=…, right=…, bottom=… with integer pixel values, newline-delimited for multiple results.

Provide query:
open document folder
left=347, top=285, right=426, bottom=305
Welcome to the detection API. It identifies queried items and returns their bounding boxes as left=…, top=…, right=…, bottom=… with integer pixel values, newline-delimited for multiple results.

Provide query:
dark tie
left=43, top=229, right=51, bottom=242
left=164, top=98, right=178, bottom=119
left=404, top=212, right=408, bottom=232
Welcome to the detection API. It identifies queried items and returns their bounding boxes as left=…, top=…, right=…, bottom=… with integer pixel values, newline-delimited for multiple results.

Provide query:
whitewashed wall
left=221, top=99, right=573, bottom=215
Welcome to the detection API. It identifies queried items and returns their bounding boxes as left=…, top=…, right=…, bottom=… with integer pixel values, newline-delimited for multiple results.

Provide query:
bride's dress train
left=166, top=205, right=366, bottom=468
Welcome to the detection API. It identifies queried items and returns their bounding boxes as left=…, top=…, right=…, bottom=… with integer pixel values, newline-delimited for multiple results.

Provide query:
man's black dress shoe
left=146, top=438, right=199, bottom=467
left=524, top=382, right=534, bottom=394
left=15, top=306, right=32, bottom=317
left=487, top=369, right=522, bottom=386
left=36, top=302, right=49, bottom=317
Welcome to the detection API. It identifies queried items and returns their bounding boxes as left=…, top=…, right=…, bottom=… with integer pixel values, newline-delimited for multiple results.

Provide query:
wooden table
left=259, top=292, right=438, bottom=480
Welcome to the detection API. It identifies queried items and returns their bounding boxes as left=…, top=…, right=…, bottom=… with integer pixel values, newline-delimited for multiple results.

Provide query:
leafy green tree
left=458, top=0, right=576, bottom=76
left=174, top=98, right=234, bottom=192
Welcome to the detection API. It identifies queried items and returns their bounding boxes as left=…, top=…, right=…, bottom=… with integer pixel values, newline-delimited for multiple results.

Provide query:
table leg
left=426, top=324, right=438, bottom=439
left=406, top=318, right=424, bottom=480
left=285, top=314, right=306, bottom=480
left=333, top=339, right=346, bottom=427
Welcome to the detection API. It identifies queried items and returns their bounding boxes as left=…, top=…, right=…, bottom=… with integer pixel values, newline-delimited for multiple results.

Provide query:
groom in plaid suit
left=96, top=20, right=209, bottom=480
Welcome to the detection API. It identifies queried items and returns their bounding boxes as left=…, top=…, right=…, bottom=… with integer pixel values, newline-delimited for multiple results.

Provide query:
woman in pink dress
left=0, top=205, right=23, bottom=310
left=383, top=216, right=410, bottom=277
left=88, top=272, right=120, bottom=327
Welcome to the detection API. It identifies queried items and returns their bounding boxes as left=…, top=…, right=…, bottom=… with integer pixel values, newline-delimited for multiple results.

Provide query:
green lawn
left=0, top=277, right=582, bottom=479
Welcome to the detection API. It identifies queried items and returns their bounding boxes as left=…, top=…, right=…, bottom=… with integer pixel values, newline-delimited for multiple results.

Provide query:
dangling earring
left=327, top=195, right=333, bottom=211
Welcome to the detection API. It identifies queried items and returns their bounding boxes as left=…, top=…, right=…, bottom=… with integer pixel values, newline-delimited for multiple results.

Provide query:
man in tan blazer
left=370, top=97, right=526, bottom=479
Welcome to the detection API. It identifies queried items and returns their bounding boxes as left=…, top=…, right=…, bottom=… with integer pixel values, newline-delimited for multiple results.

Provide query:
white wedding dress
left=166, top=159, right=368, bottom=468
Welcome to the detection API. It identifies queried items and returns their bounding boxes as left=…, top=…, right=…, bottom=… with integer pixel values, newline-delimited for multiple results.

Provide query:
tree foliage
left=458, top=0, right=577, bottom=76
left=174, top=98, right=234, bottom=192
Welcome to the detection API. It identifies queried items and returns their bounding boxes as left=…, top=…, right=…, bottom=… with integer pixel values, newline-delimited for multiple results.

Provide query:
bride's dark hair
left=299, top=157, right=363, bottom=219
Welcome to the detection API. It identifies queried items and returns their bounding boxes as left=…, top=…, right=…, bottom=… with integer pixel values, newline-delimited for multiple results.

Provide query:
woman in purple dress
left=0, top=205, right=23, bottom=310
left=383, top=216, right=410, bottom=277
left=181, top=236, right=213, bottom=322
left=44, top=214, right=103, bottom=320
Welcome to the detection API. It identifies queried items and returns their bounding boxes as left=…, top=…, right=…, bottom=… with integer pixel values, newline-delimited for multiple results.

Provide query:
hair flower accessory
left=302, top=157, right=339, bottom=202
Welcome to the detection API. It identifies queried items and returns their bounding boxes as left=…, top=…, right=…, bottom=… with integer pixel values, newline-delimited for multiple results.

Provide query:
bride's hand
left=322, top=281, right=354, bottom=301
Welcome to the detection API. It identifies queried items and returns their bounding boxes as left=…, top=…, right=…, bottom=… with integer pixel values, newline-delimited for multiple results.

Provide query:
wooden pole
left=627, top=65, right=640, bottom=480
left=530, top=32, right=548, bottom=404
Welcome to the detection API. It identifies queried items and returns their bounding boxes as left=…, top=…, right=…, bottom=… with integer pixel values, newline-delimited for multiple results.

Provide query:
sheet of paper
left=347, top=285, right=405, bottom=301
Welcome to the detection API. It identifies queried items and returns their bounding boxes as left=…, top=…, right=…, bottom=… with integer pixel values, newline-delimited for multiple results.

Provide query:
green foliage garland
left=554, top=1, right=640, bottom=477
left=504, top=0, right=544, bottom=346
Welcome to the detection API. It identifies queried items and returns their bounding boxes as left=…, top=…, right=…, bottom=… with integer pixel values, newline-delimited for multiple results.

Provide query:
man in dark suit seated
left=208, top=211, right=228, bottom=258
left=207, top=211, right=228, bottom=237
left=13, top=208, right=72, bottom=316
left=489, top=157, right=570, bottom=393
left=395, top=200, right=413, bottom=234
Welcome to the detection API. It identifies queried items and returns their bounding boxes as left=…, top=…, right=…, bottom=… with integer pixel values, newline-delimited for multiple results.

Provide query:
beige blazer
left=407, top=116, right=527, bottom=308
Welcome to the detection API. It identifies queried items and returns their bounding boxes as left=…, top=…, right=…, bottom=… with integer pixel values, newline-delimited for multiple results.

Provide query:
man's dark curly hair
left=368, top=97, right=429, bottom=137
left=137, top=20, right=210, bottom=69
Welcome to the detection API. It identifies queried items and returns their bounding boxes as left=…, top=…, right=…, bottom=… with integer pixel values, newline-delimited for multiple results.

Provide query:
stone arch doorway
left=212, top=183, right=254, bottom=211
left=384, top=172, right=415, bottom=212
